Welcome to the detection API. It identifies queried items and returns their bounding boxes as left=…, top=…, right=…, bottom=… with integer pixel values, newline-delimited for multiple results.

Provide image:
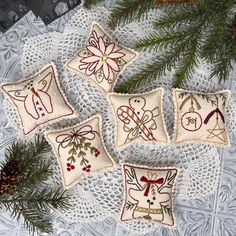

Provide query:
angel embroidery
left=117, top=96, right=159, bottom=143
left=7, top=72, right=53, bottom=120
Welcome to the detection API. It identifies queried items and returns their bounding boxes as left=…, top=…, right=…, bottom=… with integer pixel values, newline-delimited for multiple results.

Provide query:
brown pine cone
left=0, top=160, right=20, bottom=196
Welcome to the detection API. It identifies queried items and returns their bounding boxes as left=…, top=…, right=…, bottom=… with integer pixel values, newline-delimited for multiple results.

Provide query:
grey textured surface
left=0, top=9, right=236, bottom=236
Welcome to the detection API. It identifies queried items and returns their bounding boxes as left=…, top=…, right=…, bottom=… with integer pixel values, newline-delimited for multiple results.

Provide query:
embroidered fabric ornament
left=108, top=88, right=170, bottom=149
left=66, top=22, right=139, bottom=93
left=45, top=115, right=115, bottom=189
left=120, top=164, right=178, bottom=228
left=173, top=89, right=231, bottom=147
left=1, top=63, right=75, bottom=135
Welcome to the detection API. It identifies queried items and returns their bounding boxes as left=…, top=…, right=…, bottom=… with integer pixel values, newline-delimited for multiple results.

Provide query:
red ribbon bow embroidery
left=204, top=108, right=225, bottom=124
left=140, top=176, right=164, bottom=196
left=56, top=125, right=98, bottom=149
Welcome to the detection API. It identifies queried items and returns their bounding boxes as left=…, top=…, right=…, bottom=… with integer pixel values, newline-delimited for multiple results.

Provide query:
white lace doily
left=2, top=6, right=236, bottom=234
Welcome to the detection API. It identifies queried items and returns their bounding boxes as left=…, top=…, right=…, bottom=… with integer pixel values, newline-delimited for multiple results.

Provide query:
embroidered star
left=207, top=123, right=227, bottom=142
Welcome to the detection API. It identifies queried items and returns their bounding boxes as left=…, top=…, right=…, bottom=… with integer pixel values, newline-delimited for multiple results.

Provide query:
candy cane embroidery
left=7, top=72, right=53, bottom=120
left=56, top=125, right=100, bottom=172
left=117, top=96, right=159, bottom=144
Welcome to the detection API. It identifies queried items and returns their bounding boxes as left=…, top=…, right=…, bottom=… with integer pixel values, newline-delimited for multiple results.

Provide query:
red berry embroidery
left=82, top=165, right=92, bottom=172
left=66, top=163, right=75, bottom=172
left=95, top=149, right=100, bottom=157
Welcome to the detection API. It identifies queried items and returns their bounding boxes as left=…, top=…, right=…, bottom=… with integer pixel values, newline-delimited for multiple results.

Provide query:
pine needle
left=109, top=0, right=155, bottom=28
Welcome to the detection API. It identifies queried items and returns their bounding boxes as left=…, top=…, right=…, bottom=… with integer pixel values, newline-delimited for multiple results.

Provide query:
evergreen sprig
left=109, top=0, right=156, bottom=28
left=108, top=0, right=197, bottom=28
left=114, top=0, right=236, bottom=92
left=0, top=136, right=70, bottom=234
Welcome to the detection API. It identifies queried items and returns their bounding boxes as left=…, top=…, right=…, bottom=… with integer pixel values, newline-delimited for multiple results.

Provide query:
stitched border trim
left=120, top=163, right=179, bottom=228
left=45, top=114, right=116, bottom=189
left=107, top=88, right=170, bottom=150
left=1, top=62, right=76, bottom=136
left=172, top=88, right=231, bottom=147
left=65, top=21, right=139, bottom=94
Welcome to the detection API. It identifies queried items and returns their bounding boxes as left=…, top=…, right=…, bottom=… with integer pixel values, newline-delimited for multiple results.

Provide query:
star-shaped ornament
left=207, top=122, right=227, bottom=143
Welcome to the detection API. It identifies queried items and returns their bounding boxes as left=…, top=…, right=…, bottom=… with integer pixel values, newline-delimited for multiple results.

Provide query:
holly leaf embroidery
left=95, top=69, right=104, bottom=83
left=90, top=147, right=96, bottom=154
left=116, top=58, right=126, bottom=66
left=68, top=148, right=77, bottom=155
left=78, top=49, right=90, bottom=57
left=126, top=201, right=136, bottom=210
left=162, top=205, right=172, bottom=215
left=84, top=142, right=91, bottom=151
left=67, top=156, right=76, bottom=163
left=77, top=151, right=86, bottom=158
left=80, top=158, right=89, bottom=166
left=103, top=35, right=110, bottom=44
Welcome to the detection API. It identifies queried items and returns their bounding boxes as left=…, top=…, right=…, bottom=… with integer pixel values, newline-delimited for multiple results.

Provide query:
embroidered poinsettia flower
left=79, top=36, right=125, bottom=82
left=66, top=23, right=138, bottom=93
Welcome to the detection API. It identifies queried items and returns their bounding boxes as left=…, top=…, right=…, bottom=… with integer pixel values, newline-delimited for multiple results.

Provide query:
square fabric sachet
left=45, top=115, right=115, bottom=189
left=66, top=22, right=139, bottom=93
left=173, top=89, right=231, bottom=147
left=120, top=164, right=178, bottom=227
left=1, top=63, right=75, bottom=135
left=108, top=88, right=170, bottom=149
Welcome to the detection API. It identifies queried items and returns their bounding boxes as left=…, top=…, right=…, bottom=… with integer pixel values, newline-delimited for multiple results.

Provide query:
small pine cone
left=231, top=22, right=236, bottom=36
left=0, top=160, right=20, bottom=196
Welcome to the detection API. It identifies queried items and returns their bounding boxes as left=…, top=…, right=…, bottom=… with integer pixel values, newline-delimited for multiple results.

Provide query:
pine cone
left=231, top=22, right=236, bottom=36
left=0, top=160, right=20, bottom=196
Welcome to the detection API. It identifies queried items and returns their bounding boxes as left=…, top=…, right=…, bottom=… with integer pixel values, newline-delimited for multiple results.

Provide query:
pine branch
left=173, top=28, right=201, bottom=87
left=117, top=17, right=207, bottom=92
left=210, top=56, right=234, bottom=83
left=83, top=0, right=104, bottom=8
left=154, top=5, right=201, bottom=29
left=0, top=136, right=70, bottom=234
left=117, top=0, right=236, bottom=90
left=13, top=202, right=53, bottom=234
left=109, top=0, right=155, bottom=28
left=135, top=30, right=188, bottom=51
left=174, top=42, right=198, bottom=87
left=115, top=46, right=182, bottom=92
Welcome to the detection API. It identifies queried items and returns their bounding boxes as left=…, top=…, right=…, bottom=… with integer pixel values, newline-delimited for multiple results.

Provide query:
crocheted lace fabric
left=3, top=6, right=236, bottom=234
